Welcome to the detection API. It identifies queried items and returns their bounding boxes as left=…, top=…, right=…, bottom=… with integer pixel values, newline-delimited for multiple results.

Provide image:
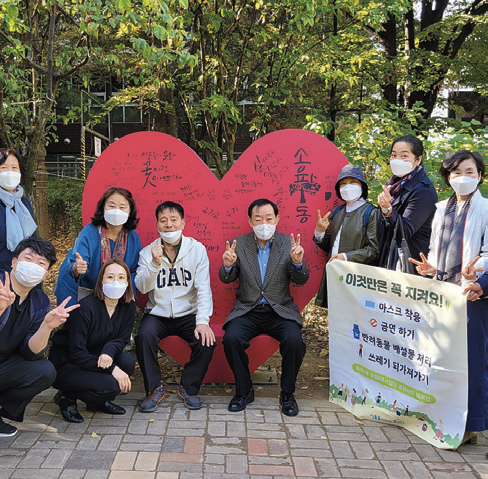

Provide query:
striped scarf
left=436, top=193, right=472, bottom=284
left=386, top=164, right=423, bottom=198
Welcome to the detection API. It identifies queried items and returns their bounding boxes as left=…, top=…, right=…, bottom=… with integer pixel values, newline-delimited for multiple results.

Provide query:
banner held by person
left=327, top=261, right=467, bottom=449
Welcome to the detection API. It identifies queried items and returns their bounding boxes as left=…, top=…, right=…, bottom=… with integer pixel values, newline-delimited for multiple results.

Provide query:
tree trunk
left=34, top=143, right=49, bottom=239
left=26, top=94, right=54, bottom=236
left=328, top=4, right=338, bottom=142
left=153, top=86, right=179, bottom=137
left=378, top=13, right=398, bottom=107
left=328, top=82, right=337, bottom=142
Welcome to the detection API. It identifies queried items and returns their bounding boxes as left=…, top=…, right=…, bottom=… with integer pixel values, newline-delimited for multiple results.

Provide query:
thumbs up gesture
left=223, top=240, right=237, bottom=268
left=151, top=243, right=163, bottom=266
left=72, top=252, right=88, bottom=278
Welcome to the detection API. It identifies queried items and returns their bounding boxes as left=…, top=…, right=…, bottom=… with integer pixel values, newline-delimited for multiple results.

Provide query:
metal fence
left=45, top=155, right=96, bottom=180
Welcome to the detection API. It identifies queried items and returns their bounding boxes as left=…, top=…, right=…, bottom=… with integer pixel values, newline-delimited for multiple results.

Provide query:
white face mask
left=253, top=223, right=276, bottom=241
left=450, top=176, right=478, bottom=196
left=14, top=261, right=47, bottom=287
left=390, top=159, right=415, bottom=177
left=160, top=230, right=182, bottom=244
left=104, top=209, right=129, bottom=226
left=102, top=280, right=128, bottom=300
left=0, top=171, right=21, bottom=190
left=340, top=184, right=362, bottom=203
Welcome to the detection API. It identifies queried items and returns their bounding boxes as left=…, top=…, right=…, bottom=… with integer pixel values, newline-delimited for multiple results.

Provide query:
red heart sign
left=83, top=130, right=348, bottom=382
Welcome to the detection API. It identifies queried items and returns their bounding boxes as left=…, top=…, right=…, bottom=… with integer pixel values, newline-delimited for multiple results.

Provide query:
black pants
left=52, top=352, right=135, bottom=408
left=0, top=354, right=56, bottom=422
left=223, top=305, right=306, bottom=395
left=135, top=313, right=215, bottom=396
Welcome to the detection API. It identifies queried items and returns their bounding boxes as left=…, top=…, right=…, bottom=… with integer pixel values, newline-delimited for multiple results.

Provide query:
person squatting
left=0, top=141, right=486, bottom=446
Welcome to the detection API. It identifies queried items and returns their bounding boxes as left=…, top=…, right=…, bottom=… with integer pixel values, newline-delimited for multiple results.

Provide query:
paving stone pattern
left=0, top=388, right=486, bottom=479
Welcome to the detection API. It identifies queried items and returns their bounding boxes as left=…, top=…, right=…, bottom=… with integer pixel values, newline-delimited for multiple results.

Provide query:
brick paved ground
left=0, top=388, right=486, bottom=479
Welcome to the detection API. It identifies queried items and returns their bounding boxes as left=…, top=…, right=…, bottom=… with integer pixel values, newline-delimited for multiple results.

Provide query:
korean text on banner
left=327, top=261, right=467, bottom=449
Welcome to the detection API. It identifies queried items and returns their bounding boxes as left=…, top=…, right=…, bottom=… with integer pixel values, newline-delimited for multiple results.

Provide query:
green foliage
left=0, top=0, right=486, bottom=187
left=306, top=113, right=488, bottom=204
left=425, top=121, right=488, bottom=200
left=0, top=0, right=191, bottom=167
left=306, top=103, right=428, bottom=199
left=454, top=23, right=488, bottom=96
left=47, top=178, right=85, bottom=235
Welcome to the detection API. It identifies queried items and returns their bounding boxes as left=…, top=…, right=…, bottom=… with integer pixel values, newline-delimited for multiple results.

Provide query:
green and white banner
left=327, top=261, right=467, bottom=449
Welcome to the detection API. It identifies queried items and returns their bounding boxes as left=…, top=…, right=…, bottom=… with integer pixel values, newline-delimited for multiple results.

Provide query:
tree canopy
left=0, top=0, right=486, bottom=193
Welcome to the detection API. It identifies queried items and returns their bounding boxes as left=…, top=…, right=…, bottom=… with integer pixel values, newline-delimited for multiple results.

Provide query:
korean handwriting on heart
left=83, top=130, right=348, bottom=381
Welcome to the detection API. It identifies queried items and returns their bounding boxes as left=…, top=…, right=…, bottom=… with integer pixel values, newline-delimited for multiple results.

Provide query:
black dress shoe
left=280, top=392, right=299, bottom=417
left=54, top=391, right=84, bottom=423
left=228, top=388, right=254, bottom=412
left=87, top=401, right=126, bottom=415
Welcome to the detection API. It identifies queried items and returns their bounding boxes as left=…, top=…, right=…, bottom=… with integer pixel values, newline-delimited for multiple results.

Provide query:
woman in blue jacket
left=55, top=187, right=141, bottom=307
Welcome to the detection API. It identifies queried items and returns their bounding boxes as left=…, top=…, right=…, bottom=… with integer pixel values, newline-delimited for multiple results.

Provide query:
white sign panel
left=94, top=136, right=102, bottom=157
left=327, top=261, right=467, bottom=449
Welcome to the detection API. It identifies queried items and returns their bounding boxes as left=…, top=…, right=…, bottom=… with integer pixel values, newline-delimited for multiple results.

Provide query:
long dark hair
left=91, top=187, right=139, bottom=231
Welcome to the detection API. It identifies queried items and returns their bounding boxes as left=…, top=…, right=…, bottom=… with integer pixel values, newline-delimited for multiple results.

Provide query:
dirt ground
left=45, top=232, right=330, bottom=402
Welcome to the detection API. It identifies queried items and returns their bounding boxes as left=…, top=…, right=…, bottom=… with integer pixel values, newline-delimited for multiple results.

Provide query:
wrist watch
left=382, top=206, right=392, bottom=215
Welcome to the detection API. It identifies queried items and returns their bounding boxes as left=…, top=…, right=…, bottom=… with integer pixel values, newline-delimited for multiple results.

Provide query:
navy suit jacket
left=380, top=167, right=437, bottom=266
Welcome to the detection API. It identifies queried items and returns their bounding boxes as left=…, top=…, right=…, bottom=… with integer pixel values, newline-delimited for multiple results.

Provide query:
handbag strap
left=392, top=215, right=407, bottom=245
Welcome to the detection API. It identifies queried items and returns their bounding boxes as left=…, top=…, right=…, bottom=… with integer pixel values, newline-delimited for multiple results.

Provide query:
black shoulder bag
left=385, top=215, right=415, bottom=274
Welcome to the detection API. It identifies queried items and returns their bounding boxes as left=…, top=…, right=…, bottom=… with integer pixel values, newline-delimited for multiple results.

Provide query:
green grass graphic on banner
left=353, top=363, right=436, bottom=404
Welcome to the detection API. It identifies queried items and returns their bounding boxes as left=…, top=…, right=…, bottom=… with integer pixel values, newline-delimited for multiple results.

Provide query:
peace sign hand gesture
left=43, top=297, right=80, bottom=330
left=0, top=272, right=15, bottom=314
left=223, top=240, right=237, bottom=269
left=290, top=234, right=304, bottom=265
left=408, top=253, right=436, bottom=277
left=462, top=256, right=484, bottom=282
left=315, top=209, right=331, bottom=233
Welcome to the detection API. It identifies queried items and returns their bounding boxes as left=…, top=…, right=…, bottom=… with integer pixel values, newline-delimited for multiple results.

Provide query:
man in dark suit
left=219, top=198, right=309, bottom=416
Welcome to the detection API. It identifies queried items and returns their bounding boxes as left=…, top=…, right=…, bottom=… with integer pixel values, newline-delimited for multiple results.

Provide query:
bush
left=48, top=177, right=85, bottom=235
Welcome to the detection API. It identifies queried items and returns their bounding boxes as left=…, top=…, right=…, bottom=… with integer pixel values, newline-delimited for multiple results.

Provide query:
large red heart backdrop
left=83, top=130, right=348, bottom=382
